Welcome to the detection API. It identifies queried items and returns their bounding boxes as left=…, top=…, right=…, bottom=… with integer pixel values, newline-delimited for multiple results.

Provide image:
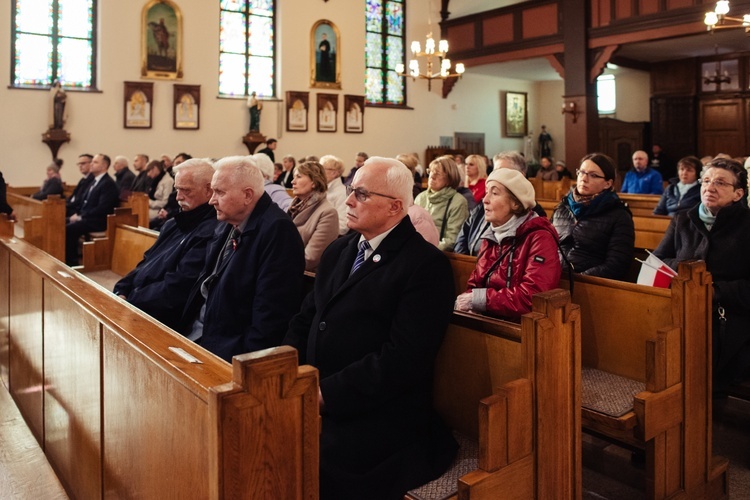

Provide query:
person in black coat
left=114, top=159, right=219, bottom=330
left=66, top=154, right=95, bottom=216
left=0, top=171, right=14, bottom=219
left=653, top=156, right=701, bottom=216
left=65, top=153, right=120, bottom=265
left=654, top=157, right=750, bottom=394
left=31, top=163, right=64, bottom=200
left=284, top=157, right=457, bottom=500
left=552, top=153, right=634, bottom=280
left=112, top=155, right=136, bottom=201
left=180, top=155, right=305, bottom=362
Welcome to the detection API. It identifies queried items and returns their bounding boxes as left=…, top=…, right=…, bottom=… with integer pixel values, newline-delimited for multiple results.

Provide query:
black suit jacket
left=284, top=216, right=457, bottom=499
left=78, top=174, right=120, bottom=231
left=66, top=173, right=94, bottom=216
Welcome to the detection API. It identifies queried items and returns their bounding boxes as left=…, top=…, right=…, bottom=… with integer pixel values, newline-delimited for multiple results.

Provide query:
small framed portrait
left=310, top=20, right=341, bottom=89
left=124, top=81, right=153, bottom=129
left=141, top=0, right=183, bottom=80
left=504, top=91, right=528, bottom=138
left=174, top=84, right=200, bottom=130
left=317, top=93, right=338, bottom=133
left=286, top=91, right=309, bottom=132
left=344, top=94, right=365, bottom=134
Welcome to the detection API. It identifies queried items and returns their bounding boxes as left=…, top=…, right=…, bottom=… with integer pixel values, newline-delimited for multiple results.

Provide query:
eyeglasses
left=576, top=169, right=606, bottom=180
left=346, top=185, right=397, bottom=202
left=700, top=177, right=736, bottom=189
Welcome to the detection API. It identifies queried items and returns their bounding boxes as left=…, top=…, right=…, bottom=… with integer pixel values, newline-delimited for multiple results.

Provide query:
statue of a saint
left=49, top=81, right=67, bottom=130
left=538, top=125, right=553, bottom=158
left=247, top=92, right=262, bottom=132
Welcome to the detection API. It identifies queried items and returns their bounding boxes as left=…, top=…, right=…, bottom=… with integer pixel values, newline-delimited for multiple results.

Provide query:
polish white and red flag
left=636, top=251, right=677, bottom=288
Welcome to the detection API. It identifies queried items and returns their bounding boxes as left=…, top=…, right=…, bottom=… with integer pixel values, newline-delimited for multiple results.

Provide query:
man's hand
left=69, top=213, right=81, bottom=223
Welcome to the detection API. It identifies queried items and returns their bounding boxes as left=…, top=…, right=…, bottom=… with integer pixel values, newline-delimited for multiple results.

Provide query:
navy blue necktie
left=350, top=240, right=370, bottom=275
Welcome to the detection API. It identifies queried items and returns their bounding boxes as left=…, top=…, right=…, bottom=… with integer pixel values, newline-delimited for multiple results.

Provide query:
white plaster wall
left=0, top=0, right=609, bottom=188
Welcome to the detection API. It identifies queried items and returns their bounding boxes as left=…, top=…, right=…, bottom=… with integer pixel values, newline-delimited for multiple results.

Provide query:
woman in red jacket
left=455, top=168, right=561, bottom=320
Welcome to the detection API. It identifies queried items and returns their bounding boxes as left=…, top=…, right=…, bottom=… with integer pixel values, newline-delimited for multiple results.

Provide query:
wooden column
left=562, top=0, right=598, bottom=166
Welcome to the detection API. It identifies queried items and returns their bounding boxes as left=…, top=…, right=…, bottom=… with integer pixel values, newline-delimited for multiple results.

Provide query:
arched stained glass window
left=365, top=0, right=406, bottom=106
left=219, top=0, right=275, bottom=98
left=12, top=0, right=97, bottom=89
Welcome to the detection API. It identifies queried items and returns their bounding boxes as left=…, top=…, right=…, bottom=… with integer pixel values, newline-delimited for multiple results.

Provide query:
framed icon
left=344, top=94, right=365, bottom=133
left=317, top=93, right=338, bottom=133
left=286, top=91, right=309, bottom=132
left=124, top=81, right=153, bottom=129
left=141, top=0, right=183, bottom=79
left=174, top=84, right=200, bottom=129
left=310, top=20, right=341, bottom=89
left=504, top=91, right=528, bottom=138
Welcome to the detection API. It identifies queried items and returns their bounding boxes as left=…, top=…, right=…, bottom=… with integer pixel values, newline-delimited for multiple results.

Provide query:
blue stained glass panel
left=59, top=0, right=92, bottom=38
left=221, top=0, right=245, bottom=12
left=15, top=33, right=53, bottom=86
left=248, top=56, right=273, bottom=97
left=16, top=0, right=53, bottom=34
left=366, top=32, right=382, bottom=68
left=366, top=0, right=382, bottom=32
left=366, top=68, right=383, bottom=103
left=249, top=0, right=273, bottom=17
left=59, top=37, right=91, bottom=86
left=386, top=70, right=404, bottom=105
left=248, top=15, right=273, bottom=57
left=386, top=35, right=402, bottom=70
left=220, top=11, right=246, bottom=54
left=386, top=2, right=403, bottom=36
left=219, top=52, right=247, bottom=96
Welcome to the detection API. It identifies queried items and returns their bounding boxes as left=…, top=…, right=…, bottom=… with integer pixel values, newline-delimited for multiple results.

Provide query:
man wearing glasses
left=284, top=157, right=458, bottom=499
left=65, top=153, right=95, bottom=217
left=621, top=149, right=664, bottom=194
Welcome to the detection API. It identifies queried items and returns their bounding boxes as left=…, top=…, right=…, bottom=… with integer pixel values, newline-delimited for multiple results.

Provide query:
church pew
left=0, top=235, right=319, bottom=499
left=561, top=262, right=728, bottom=499
left=528, top=178, right=571, bottom=202
left=632, top=214, right=671, bottom=251
left=120, top=191, right=149, bottom=228
left=5, top=192, right=65, bottom=262
left=619, top=193, right=661, bottom=214
left=407, top=290, right=581, bottom=499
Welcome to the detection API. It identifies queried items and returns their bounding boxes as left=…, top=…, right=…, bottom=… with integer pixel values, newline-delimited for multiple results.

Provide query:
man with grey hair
left=112, top=155, right=136, bottom=200
left=284, top=156, right=457, bottom=499
left=181, top=155, right=304, bottom=362
left=113, top=159, right=219, bottom=330
left=253, top=153, right=291, bottom=211
left=320, top=154, right=348, bottom=234
left=457, top=151, right=545, bottom=255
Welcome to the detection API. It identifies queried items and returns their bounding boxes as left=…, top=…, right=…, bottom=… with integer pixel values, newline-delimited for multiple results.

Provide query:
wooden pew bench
left=406, top=291, right=581, bottom=499
left=619, top=193, right=661, bottom=216
left=0, top=234, right=319, bottom=499
left=5, top=192, right=65, bottom=261
left=78, top=208, right=158, bottom=289
left=632, top=214, right=671, bottom=251
left=562, top=262, right=728, bottom=498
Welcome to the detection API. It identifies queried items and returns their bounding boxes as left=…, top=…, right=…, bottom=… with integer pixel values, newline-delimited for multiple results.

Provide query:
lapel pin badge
left=373, top=254, right=381, bottom=263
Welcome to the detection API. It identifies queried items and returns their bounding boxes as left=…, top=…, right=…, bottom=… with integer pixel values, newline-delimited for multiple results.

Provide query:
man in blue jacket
left=114, top=158, right=219, bottom=330
left=621, top=150, right=664, bottom=194
left=180, top=155, right=305, bottom=362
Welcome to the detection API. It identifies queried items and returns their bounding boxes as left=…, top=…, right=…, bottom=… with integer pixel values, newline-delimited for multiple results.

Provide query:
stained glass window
left=12, top=0, right=96, bottom=89
left=219, top=0, right=275, bottom=98
left=365, top=0, right=405, bottom=106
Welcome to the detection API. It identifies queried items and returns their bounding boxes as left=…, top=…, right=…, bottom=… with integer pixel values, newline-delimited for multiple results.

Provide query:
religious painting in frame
left=344, top=94, right=365, bottom=133
left=141, top=0, right=184, bottom=80
left=124, top=81, right=153, bottom=129
left=504, top=91, right=527, bottom=138
left=310, top=20, right=341, bottom=89
left=174, top=84, right=200, bottom=130
left=286, top=91, right=309, bottom=132
left=317, top=93, right=338, bottom=133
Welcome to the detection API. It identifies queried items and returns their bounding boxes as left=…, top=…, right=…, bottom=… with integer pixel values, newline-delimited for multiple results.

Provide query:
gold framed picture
left=504, top=91, right=527, bottom=138
left=310, top=20, right=341, bottom=89
left=124, top=81, right=153, bottom=129
left=141, top=0, right=183, bottom=80
left=174, top=84, right=199, bottom=130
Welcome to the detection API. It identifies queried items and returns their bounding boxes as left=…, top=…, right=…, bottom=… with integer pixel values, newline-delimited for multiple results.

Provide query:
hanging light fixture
left=704, top=1, right=750, bottom=33
left=395, top=2, right=465, bottom=91
left=703, top=45, right=731, bottom=85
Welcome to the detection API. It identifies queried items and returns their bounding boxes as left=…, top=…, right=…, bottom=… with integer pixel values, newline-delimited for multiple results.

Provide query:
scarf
left=566, top=188, right=613, bottom=219
left=287, top=191, right=323, bottom=220
left=698, top=203, right=716, bottom=231
left=677, top=181, right=697, bottom=199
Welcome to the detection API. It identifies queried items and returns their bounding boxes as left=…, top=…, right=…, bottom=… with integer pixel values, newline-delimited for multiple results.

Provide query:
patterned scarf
left=566, top=188, right=613, bottom=219
left=287, top=191, right=323, bottom=220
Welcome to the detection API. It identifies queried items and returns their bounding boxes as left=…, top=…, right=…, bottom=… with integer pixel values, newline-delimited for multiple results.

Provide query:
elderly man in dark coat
left=284, top=156, right=457, bottom=500
left=113, top=158, right=219, bottom=330
left=180, top=155, right=305, bottom=362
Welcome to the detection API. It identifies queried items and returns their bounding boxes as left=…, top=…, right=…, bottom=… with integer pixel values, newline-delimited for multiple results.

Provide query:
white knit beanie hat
left=486, top=168, right=535, bottom=210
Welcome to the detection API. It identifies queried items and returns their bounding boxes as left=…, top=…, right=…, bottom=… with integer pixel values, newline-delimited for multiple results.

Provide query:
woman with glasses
left=653, top=156, right=702, bottom=216
left=464, top=154, right=488, bottom=204
left=654, top=158, right=750, bottom=394
left=455, top=169, right=560, bottom=319
left=552, top=153, right=634, bottom=280
left=414, top=155, right=469, bottom=251
left=288, top=161, right=339, bottom=271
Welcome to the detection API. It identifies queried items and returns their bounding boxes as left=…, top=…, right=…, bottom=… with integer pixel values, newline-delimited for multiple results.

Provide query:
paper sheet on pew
left=636, top=251, right=677, bottom=288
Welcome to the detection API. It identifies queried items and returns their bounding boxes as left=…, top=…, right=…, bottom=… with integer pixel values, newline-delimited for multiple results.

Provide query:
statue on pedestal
left=49, top=81, right=67, bottom=130
left=247, top=91, right=262, bottom=132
